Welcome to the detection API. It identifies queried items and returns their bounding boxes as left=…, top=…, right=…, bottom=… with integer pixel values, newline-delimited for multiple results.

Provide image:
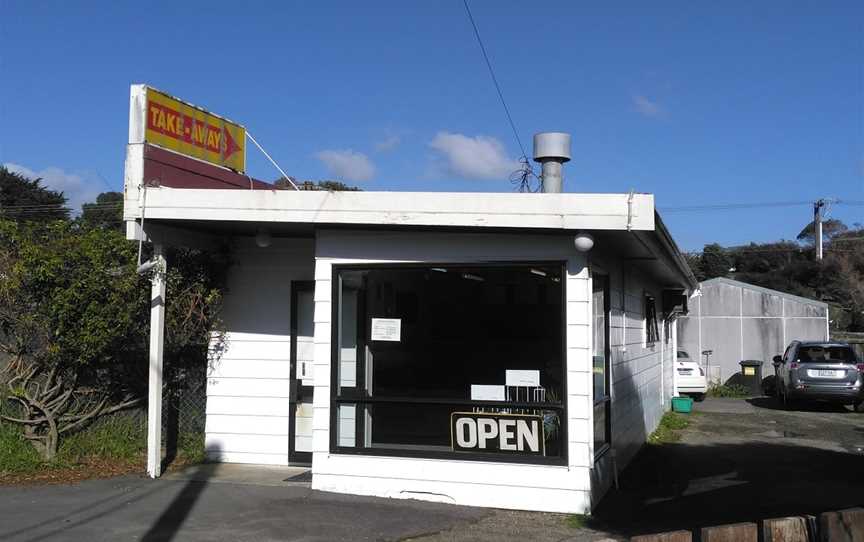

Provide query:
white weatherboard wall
left=310, top=230, right=595, bottom=514
left=205, top=238, right=314, bottom=465
left=589, top=260, right=673, bottom=504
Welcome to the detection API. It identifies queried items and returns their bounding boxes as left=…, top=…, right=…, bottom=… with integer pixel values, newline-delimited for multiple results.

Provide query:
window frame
left=592, top=273, right=612, bottom=460
left=643, top=293, right=659, bottom=347
left=328, top=261, right=569, bottom=466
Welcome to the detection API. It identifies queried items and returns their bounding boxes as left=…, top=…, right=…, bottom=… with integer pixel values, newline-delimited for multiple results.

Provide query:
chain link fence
left=0, top=359, right=208, bottom=468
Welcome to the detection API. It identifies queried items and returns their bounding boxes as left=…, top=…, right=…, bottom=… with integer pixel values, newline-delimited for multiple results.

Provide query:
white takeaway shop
left=125, top=85, right=697, bottom=514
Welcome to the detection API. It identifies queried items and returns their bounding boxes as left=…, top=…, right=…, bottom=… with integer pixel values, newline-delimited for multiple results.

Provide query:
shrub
left=707, top=382, right=749, bottom=398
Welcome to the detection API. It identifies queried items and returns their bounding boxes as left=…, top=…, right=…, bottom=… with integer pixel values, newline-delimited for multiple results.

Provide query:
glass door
left=289, top=281, right=315, bottom=464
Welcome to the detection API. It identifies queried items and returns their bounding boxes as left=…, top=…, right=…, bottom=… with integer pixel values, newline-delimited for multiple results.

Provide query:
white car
left=676, top=350, right=707, bottom=401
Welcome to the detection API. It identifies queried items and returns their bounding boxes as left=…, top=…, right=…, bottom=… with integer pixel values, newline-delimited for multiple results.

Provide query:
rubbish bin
left=739, top=360, right=763, bottom=397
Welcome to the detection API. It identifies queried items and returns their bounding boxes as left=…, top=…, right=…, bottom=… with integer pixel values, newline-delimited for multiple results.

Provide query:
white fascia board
left=124, top=189, right=655, bottom=234
left=123, top=144, right=145, bottom=222
left=128, top=84, right=147, bottom=144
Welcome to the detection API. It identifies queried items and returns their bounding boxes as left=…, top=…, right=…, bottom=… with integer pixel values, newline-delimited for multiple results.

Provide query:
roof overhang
left=123, top=143, right=697, bottom=291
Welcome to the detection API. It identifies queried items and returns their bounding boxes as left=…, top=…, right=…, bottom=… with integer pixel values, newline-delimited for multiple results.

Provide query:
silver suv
left=773, top=341, right=863, bottom=410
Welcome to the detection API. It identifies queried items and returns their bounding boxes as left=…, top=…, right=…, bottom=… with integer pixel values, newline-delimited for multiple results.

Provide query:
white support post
left=146, top=245, right=167, bottom=478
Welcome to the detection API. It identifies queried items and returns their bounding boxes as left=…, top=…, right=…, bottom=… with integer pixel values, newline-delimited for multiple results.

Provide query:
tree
left=0, top=220, right=145, bottom=459
left=0, top=166, right=68, bottom=221
left=700, top=243, right=733, bottom=280
left=796, top=218, right=848, bottom=244
left=81, top=192, right=124, bottom=230
left=274, top=177, right=362, bottom=191
left=0, top=218, right=227, bottom=460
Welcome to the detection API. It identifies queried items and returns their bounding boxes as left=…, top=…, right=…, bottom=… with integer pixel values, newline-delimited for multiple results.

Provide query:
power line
left=462, top=0, right=527, bottom=160
left=660, top=199, right=864, bottom=213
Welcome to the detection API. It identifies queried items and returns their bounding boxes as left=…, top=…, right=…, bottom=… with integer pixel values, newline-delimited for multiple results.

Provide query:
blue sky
left=1, top=1, right=861, bottom=250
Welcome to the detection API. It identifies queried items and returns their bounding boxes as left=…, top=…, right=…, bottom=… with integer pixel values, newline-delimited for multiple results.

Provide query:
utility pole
left=814, top=199, right=825, bottom=261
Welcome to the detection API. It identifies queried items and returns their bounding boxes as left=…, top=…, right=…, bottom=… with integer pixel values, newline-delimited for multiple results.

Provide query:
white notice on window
left=505, top=370, right=540, bottom=387
left=370, top=318, right=401, bottom=342
left=470, top=385, right=505, bottom=401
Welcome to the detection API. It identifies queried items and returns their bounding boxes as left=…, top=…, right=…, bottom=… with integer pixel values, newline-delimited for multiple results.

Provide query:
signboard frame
left=128, top=84, right=247, bottom=173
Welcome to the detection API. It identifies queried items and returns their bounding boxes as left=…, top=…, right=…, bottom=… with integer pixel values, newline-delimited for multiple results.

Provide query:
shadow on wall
left=590, top=354, right=650, bottom=505
left=593, top=440, right=864, bottom=536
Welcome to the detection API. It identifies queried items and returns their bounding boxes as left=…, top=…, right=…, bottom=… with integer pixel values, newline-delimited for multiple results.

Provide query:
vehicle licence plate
left=816, top=369, right=842, bottom=378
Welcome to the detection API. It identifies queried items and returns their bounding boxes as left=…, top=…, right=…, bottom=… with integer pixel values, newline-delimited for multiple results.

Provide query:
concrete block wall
left=677, top=279, right=828, bottom=383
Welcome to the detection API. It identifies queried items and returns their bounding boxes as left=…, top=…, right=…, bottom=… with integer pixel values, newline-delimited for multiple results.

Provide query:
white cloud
left=374, top=135, right=401, bottom=152
left=429, top=132, right=520, bottom=180
left=632, top=95, right=665, bottom=118
left=315, top=149, right=375, bottom=182
left=3, top=163, right=104, bottom=214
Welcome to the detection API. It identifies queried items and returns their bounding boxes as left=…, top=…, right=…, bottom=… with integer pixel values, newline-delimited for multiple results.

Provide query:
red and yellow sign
left=144, top=88, right=246, bottom=172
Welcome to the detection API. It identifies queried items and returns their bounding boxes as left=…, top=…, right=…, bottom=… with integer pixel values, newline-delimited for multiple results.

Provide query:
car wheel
left=854, top=401, right=863, bottom=413
left=693, top=393, right=706, bottom=402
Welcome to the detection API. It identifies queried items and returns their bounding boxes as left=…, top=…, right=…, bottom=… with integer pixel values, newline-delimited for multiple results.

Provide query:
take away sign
left=138, top=86, right=246, bottom=172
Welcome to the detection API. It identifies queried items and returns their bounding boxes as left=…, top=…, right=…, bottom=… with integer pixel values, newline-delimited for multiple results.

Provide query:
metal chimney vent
left=533, top=132, right=571, bottom=193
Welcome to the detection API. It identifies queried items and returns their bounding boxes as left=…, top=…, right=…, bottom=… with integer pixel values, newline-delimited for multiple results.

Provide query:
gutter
left=654, top=211, right=699, bottom=291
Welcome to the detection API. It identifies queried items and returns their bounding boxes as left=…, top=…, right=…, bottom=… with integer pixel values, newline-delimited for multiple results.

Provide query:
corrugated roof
left=700, top=277, right=828, bottom=308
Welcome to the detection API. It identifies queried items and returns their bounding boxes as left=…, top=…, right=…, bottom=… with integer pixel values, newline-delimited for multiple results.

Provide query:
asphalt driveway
left=0, top=469, right=614, bottom=542
left=3, top=396, right=861, bottom=541
left=594, top=396, right=864, bottom=536
left=0, top=476, right=489, bottom=542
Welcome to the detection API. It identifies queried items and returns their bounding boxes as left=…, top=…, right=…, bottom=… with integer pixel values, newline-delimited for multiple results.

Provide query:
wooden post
left=819, top=508, right=864, bottom=542
left=763, top=517, right=811, bottom=542
left=702, top=523, right=758, bottom=542
left=146, top=245, right=166, bottom=478
left=631, top=531, right=692, bottom=542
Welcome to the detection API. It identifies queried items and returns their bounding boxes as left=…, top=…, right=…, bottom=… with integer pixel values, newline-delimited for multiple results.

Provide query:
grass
left=0, top=422, right=43, bottom=474
left=564, top=514, right=588, bottom=529
left=177, top=431, right=206, bottom=464
left=1, top=411, right=207, bottom=482
left=707, top=382, right=750, bottom=398
left=58, top=415, right=146, bottom=463
left=648, top=412, right=690, bottom=444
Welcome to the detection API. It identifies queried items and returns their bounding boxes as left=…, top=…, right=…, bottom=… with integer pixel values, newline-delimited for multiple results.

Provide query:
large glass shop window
left=332, top=264, right=567, bottom=464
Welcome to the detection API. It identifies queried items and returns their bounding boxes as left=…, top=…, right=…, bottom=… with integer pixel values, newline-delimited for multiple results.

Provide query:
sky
left=1, top=0, right=862, bottom=250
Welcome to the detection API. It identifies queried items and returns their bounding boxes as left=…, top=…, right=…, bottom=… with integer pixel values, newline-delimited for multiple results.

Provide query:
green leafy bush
left=707, top=382, right=749, bottom=398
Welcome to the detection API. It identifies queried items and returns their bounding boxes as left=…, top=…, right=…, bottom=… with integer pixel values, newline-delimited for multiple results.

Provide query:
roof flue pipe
left=533, top=132, right=571, bottom=193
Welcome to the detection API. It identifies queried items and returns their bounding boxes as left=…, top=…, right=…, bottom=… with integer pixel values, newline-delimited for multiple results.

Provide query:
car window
left=783, top=345, right=793, bottom=362
left=677, top=351, right=690, bottom=359
left=798, top=346, right=856, bottom=364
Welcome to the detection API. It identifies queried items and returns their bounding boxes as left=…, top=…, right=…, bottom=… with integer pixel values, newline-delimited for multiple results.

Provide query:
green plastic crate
left=671, top=396, right=693, bottom=413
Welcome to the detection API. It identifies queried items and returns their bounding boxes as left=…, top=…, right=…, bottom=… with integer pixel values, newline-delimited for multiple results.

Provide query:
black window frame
left=329, top=261, right=569, bottom=466
left=644, top=293, right=659, bottom=346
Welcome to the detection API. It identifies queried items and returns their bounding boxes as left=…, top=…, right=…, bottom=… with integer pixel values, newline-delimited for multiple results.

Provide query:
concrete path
left=161, top=462, right=311, bottom=487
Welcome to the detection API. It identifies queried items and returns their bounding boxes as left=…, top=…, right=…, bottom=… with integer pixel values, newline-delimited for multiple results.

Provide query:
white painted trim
left=124, top=189, right=656, bottom=235
left=146, top=246, right=166, bottom=478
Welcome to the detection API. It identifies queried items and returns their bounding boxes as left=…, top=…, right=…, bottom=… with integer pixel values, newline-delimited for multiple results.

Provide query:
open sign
left=450, top=412, right=545, bottom=456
